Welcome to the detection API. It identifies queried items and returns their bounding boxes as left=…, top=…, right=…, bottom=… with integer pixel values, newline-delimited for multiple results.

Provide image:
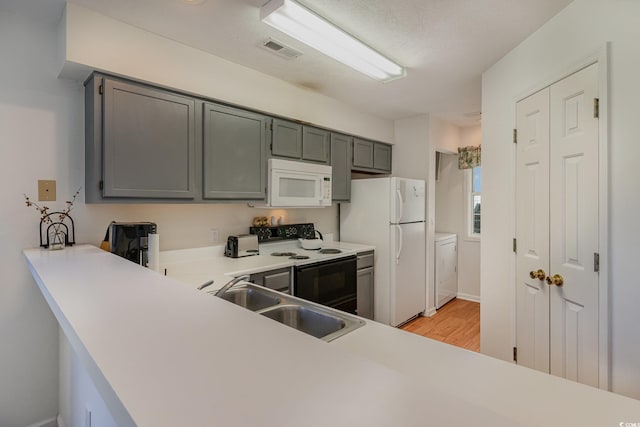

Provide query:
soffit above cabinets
left=3, top=0, right=572, bottom=126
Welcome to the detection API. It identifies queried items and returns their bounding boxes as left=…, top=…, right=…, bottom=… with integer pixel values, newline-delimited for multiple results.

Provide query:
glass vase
left=48, top=229, right=66, bottom=251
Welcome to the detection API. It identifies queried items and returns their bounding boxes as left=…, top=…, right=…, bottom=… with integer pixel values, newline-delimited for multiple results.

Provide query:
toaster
left=225, top=234, right=259, bottom=258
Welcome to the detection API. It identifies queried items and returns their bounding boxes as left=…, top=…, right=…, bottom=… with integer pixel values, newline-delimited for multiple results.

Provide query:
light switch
left=38, top=180, right=56, bottom=201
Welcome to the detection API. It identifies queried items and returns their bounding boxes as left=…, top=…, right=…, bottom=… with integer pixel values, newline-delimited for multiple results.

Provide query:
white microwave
left=263, top=159, right=332, bottom=208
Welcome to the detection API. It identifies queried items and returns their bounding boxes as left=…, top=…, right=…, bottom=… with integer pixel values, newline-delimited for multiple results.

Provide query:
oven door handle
left=395, top=224, right=403, bottom=265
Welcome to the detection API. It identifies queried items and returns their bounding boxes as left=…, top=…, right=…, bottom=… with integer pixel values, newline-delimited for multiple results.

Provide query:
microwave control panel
left=322, top=176, right=332, bottom=204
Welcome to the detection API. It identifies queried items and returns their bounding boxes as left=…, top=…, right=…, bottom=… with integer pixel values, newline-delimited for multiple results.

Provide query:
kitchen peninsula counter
left=25, top=245, right=640, bottom=426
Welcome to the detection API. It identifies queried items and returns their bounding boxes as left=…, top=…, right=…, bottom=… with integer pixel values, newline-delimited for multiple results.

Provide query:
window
left=470, top=166, right=481, bottom=236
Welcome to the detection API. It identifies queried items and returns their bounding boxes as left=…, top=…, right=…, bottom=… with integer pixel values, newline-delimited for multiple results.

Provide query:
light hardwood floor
left=400, top=298, right=480, bottom=352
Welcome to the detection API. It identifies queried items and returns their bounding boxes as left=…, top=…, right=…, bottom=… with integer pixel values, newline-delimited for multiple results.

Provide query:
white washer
left=435, top=232, right=458, bottom=309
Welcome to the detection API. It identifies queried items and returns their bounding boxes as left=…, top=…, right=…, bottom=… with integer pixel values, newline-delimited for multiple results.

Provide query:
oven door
left=294, top=256, right=357, bottom=314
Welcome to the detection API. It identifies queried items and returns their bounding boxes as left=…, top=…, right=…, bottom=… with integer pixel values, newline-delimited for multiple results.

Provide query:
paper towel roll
left=147, top=233, right=160, bottom=272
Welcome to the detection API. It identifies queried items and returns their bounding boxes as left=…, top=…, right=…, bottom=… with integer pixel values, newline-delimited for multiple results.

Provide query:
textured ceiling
left=3, top=0, right=573, bottom=126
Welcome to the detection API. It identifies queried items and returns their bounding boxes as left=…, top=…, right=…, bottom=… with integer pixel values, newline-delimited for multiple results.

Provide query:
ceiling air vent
left=260, top=38, right=302, bottom=60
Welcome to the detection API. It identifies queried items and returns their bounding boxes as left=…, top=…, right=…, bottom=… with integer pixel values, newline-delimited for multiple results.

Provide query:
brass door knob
left=546, top=274, right=564, bottom=286
left=529, top=269, right=546, bottom=280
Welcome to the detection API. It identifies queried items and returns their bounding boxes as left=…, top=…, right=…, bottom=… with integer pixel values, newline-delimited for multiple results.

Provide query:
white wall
left=481, top=0, right=640, bottom=399
left=0, top=11, right=65, bottom=427
left=460, top=125, right=482, bottom=148
left=392, top=115, right=429, bottom=181
left=435, top=154, right=464, bottom=234
left=0, top=5, right=393, bottom=426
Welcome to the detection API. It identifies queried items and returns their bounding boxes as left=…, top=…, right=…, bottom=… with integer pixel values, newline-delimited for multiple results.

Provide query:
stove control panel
left=249, top=223, right=316, bottom=242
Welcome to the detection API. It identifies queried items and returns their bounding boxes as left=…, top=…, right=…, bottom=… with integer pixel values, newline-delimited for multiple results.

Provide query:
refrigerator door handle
left=395, top=188, right=404, bottom=223
left=395, top=224, right=403, bottom=264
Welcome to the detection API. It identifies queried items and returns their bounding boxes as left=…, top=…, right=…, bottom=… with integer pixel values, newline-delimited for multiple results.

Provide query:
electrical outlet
left=38, top=180, right=56, bottom=201
left=210, top=228, right=219, bottom=244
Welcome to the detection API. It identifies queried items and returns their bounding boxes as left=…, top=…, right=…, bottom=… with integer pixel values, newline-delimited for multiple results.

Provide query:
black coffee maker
left=109, top=222, right=157, bottom=266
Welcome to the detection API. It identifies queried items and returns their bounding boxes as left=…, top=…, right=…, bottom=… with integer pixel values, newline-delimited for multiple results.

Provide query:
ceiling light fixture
left=260, top=0, right=405, bottom=82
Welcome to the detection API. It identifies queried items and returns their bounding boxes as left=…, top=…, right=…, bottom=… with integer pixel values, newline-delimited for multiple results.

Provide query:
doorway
left=404, top=149, right=481, bottom=352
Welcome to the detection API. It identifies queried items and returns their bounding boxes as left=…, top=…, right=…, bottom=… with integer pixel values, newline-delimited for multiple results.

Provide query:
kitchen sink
left=217, top=284, right=282, bottom=311
left=215, top=282, right=365, bottom=341
left=259, top=304, right=345, bottom=339
left=259, top=304, right=365, bottom=342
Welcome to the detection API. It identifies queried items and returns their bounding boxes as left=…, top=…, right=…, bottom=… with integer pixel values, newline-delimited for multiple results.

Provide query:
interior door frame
left=510, top=44, right=610, bottom=390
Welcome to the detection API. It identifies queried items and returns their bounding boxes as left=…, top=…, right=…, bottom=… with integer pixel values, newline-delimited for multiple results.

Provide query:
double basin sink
left=215, top=283, right=365, bottom=342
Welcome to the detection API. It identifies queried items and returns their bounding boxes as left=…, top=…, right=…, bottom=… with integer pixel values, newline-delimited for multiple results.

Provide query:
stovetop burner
left=318, top=248, right=342, bottom=254
left=271, top=252, right=298, bottom=257
left=289, top=255, right=310, bottom=260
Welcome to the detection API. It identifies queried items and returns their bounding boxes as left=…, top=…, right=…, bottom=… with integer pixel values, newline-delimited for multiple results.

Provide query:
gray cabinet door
left=302, top=126, right=330, bottom=163
left=373, top=142, right=392, bottom=172
left=102, top=78, right=196, bottom=198
left=352, top=138, right=392, bottom=173
left=331, top=133, right=352, bottom=201
left=203, top=103, right=267, bottom=200
left=271, top=119, right=302, bottom=159
left=357, top=267, right=374, bottom=320
left=352, top=138, right=374, bottom=169
left=250, top=267, right=291, bottom=294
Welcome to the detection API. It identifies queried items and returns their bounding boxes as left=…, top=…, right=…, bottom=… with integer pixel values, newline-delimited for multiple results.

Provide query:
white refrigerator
left=340, top=177, right=426, bottom=326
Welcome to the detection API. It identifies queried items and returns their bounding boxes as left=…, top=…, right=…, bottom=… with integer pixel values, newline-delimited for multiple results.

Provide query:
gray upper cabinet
left=85, top=71, right=390, bottom=204
left=86, top=75, right=197, bottom=201
left=352, top=137, right=392, bottom=173
left=373, top=143, right=392, bottom=172
left=302, top=126, right=330, bottom=164
left=331, top=133, right=352, bottom=201
left=203, top=103, right=267, bottom=200
left=352, top=138, right=374, bottom=169
left=271, top=120, right=330, bottom=164
left=271, top=119, right=302, bottom=159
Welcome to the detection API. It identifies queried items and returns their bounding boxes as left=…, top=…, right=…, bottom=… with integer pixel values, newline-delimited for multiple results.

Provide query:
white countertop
left=24, top=245, right=640, bottom=426
left=159, top=240, right=376, bottom=291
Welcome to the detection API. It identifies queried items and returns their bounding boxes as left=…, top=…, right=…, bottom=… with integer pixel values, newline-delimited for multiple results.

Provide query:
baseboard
left=26, top=416, right=58, bottom=427
left=457, top=293, right=480, bottom=303
left=57, top=414, right=66, bottom=427
left=424, top=307, right=437, bottom=317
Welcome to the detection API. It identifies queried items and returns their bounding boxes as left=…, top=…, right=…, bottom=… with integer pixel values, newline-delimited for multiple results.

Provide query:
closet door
left=548, top=63, right=599, bottom=386
left=515, top=88, right=551, bottom=373
left=515, top=62, right=600, bottom=387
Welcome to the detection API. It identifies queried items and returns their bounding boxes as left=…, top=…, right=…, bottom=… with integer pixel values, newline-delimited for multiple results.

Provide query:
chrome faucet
left=214, top=275, right=251, bottom=296
left=197, top=280, right=214, bottom=290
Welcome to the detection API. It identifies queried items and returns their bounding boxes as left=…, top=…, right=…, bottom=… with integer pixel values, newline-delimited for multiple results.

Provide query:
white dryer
left=435, top=232, right=458, bottom=309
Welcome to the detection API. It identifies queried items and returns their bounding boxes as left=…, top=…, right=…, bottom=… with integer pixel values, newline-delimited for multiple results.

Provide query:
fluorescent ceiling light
left=261, top=0, right=405, bottom=82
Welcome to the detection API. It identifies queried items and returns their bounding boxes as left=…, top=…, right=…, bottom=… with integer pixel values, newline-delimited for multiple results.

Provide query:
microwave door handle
left=395, top=224, right=403, bottom=265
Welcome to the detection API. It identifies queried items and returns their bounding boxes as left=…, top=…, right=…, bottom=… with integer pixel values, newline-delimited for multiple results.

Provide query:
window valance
left=458, top=145, right=481, bottom=169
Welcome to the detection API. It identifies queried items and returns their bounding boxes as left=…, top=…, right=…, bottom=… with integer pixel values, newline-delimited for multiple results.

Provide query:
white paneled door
left=516, top=63, right=600, bottom=387
left=516, top=87, right=550, bottom=373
